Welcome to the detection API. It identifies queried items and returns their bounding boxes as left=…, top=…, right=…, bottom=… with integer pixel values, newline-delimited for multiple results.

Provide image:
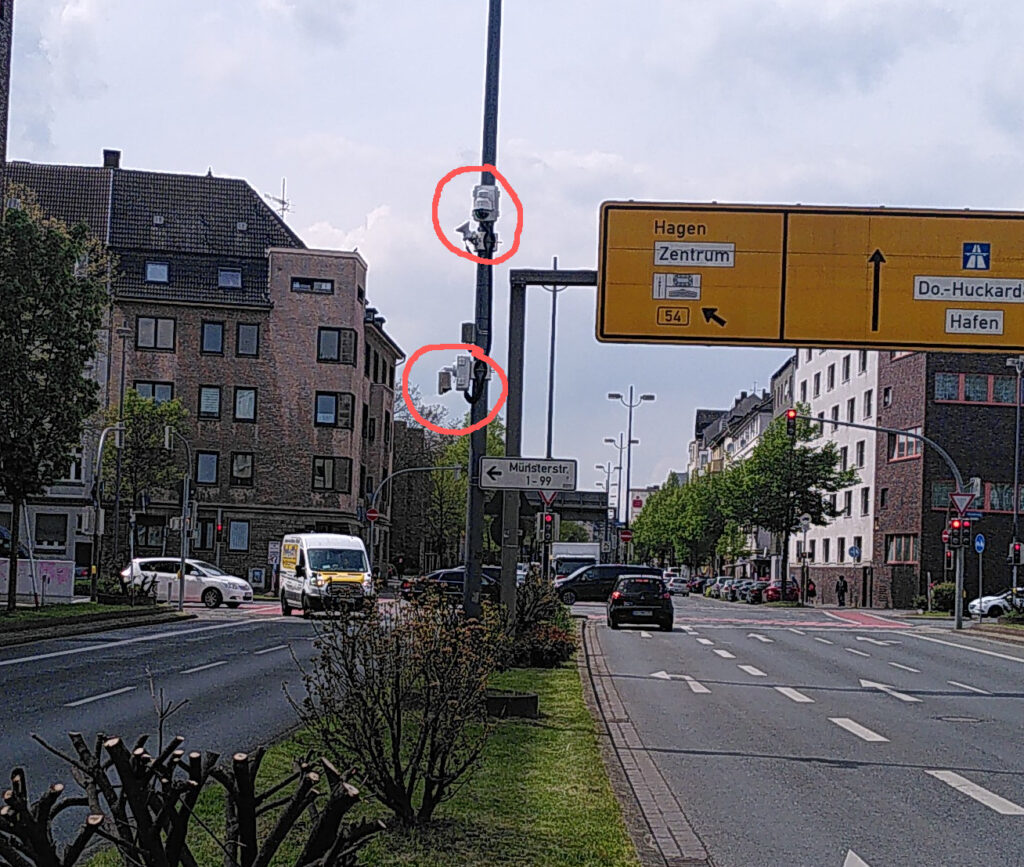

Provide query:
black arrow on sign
left=701, top=307, right=727, bottom=327
left=869, top=249, right=886, bottom=332
left=485, top=465, right=502, bottom=481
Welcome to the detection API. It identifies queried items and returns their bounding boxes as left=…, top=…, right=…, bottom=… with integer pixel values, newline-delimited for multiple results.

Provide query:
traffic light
left=535, top=512, right=559, bottom=543
left=950, top=518, right=962, bottom=547
left=216, top=522, right=224, bottom=545
left=785, top=408, right=797, bottom=438
left=1011, top=540, right=1024, bottom=565
left=945, top=547, right=953, bottom=570
left=961, top=519, right=972, bottom=545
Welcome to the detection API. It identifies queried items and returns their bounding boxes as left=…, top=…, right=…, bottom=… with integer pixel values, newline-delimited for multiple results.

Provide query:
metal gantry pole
left=544, top=256, right=563, bottom=460
left=1009, top=357, right=1024, bottom=596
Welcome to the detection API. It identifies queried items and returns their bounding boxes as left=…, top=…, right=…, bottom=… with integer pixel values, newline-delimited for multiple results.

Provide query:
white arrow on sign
left=860, top=678, right=921, bottom=703
left=844, top=851, right=871, bottom=867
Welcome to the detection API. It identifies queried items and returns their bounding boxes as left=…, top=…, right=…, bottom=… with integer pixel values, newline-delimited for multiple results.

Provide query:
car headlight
left=312, top=574, right=325, bottom=587
left=362, top=575, right=373, bottom=595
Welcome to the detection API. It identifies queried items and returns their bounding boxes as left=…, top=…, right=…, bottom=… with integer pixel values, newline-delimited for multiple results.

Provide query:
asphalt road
left=0, top=602, right=319, bottom=834
left=586, top=594, right=1024, bottom=867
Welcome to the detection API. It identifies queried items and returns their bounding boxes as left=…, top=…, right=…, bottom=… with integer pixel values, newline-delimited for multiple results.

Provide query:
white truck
left=550, top=541, right=600, bottom=580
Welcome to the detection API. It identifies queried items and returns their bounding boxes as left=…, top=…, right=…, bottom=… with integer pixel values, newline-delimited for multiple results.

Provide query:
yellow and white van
left=279, top=533, right=373, bottom=616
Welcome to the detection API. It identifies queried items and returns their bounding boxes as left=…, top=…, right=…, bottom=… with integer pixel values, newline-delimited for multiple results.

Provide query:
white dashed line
left=925, top=770, right=1024, bottom=815
left=814, top=637, right=834, bottom=645
left=640, top=631, right=653, bottom=639
left=788, top=628, right=806, bottom=635
left=713, top=649, right=736, bottom=659
left=697, top=638, right=714, bottom=645
left=775, top=686, right=814, bottom=703
left=902, top=632, right=1024, bottom=664
left=888, top=662, right=920, bottom=673
left=254, top=644, right=289, bottom=655
left=64, top=686, right=136, bottom=707
left=682, top=675, right=711, bottom=694
left=948, top=680, right=990, bottom=695
left=845, top=648, right=870, bottom=657
left=181, top=660, right=228, bottom=675
left=738, top=665, right=766, bottom=677
left=748, top=633, right=774, bottom=643
left=829, top=718, right=888, bottom=742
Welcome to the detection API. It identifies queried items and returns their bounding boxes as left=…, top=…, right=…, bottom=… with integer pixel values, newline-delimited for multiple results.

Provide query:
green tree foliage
left=0, top=192, right=110, bottom=612
left=558, top=520, right=589, bottom=542
left=716, top=519, right=750, bottom=561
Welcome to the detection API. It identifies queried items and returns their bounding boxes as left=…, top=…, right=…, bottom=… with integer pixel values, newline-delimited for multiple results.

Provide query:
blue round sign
left=975, top=533, right=986, bottom=553
left=848, top=545, right=861, bottom=560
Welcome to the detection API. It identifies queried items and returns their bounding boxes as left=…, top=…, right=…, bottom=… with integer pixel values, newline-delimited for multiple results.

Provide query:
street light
left=604, top=434, right=637, bottom=525
left=112, top=324, right=132, bottom=569
left=543, top=255, right=566, bottom=459
left=1007, top=355, right=1024, bottom=595
left=608, top=387, right=655, bottom=532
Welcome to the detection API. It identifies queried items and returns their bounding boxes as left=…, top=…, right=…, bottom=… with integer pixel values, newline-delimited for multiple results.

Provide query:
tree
left=558, top=520, right=589, bottom=542
left=732, top=406, right=857, bottom=596
left=0, top=191, right=109, bottom=612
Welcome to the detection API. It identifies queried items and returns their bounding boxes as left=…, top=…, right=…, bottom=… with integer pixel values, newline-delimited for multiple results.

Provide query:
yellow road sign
left=597, top=201, right=1024, bottom=351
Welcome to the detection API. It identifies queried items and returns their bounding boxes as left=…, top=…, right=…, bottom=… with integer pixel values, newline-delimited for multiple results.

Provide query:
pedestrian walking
left=835, top=575, right=848, bottom=607
left=807, top=579, right=816, bottom=600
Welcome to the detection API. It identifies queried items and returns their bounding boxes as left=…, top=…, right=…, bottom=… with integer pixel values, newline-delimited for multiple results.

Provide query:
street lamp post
left=596, top=461, right=616, bottom=561
left=543, top=256, right=565, bottom=460
left=111, top=324, right=132, bottom=570
left=163, top=426, right=193, bottom=613
left=90, top=423, right=125, bottom=602
left=607, top=387, right=655, bottom=540
left=1007, top=356, right=1024, bottom=596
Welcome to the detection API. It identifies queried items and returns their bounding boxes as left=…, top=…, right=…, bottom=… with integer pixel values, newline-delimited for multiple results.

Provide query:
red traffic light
left=1015, top=543, right=1022, bottom=552
left=962, top=519, right=971, bottom=529
left=951, top=519, right=962, bottom=529
left=786, top=409, right=797, bottom=420
left=544, top=514, right=553, bottom=523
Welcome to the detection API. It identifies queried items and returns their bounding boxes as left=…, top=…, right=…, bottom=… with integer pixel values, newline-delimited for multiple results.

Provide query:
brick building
left=3, top=152, right=402, bottom=586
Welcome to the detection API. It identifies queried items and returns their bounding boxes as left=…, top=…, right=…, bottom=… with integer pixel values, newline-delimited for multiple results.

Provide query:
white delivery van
left=279, top=533, right=373, bottom=617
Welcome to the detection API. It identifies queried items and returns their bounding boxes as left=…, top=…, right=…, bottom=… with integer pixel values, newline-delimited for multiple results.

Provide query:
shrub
left=509, top=622, right=577, bottom=668
left=912, top=594, right=929, bottom=611
left=931, top=581, right=957, bottom=612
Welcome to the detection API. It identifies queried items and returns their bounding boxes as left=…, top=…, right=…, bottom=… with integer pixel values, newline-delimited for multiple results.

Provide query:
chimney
left=740, top=391, right=747, bottom=400
left=102, top=149, right=121, bottom=169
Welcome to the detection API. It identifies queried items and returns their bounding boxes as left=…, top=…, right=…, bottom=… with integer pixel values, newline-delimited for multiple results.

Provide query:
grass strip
left=0, top=602, right=151, bottom=627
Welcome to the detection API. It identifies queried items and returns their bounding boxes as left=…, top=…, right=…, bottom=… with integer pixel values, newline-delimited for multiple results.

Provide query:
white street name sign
left=479, top=457, right=578, bottom=491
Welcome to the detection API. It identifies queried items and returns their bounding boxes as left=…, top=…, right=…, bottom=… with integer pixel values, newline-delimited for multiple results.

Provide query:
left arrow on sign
left=485, top=466, right=502, bottom=481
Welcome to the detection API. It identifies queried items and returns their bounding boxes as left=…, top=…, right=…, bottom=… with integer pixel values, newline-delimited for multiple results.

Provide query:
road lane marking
left=788, top=628, right=805, bottom=635
left=640, top=631, right=652, bottom=639
left=64, top=686, right=136, bottom=708
left=925, top=770, right=1024, bottom=815
left=844, top=851, right=871, bottom=867
left=829, top=718, right=888, bottom=742
left=845, top=648, right=870, bottom=657
left=683, top=675, right=711, bottom=694
left=859, top=679, right=920, bottom=703
left=889, top=662, right=920, bottom=673
left=254, top=644, right=289, bottom=655
left=856, top=636, right=896, bottom=646
left=814, top=637, right=834, bottom=645
left=697, top=638, right=714, bottom=645
left=181, top=660, right=228, bottom=675
left=948, top=680, right=990, bottom=695
left=748, top=633, right=773, bottom=643
left=738, top=665, right=766, bottom=677
left=902, top=631, right=1024, bottom=664
left=775, top=686, right=813, bottom=703
left=712, top=649, right=736, bottom=659
left=680, top=625, right=697, bottom=634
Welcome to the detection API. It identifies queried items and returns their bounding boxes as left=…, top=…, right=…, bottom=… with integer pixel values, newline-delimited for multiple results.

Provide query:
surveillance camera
left=455, top=220, right=474, bottom=241
left=472, top=184, right=499, bottom=222
left=438, top=369, right=453, bottom=395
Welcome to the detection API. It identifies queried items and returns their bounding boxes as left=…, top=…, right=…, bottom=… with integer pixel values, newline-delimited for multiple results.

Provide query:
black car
left=746, top=580, right=770, bottom=604
left=554, top=563, right=663, bottom=604
left=607, top=575, right=673, bottom=631
left=409, top=566, right=502, bottom=604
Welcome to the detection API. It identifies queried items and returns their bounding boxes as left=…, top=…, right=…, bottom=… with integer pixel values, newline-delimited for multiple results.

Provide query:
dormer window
left=219, top=268, right=243, bottom=289
left=145, top=262, right=169, bottom=283
left=152, top=214, right=164, bottom=225
left=236, top=221, right=248, bottom=231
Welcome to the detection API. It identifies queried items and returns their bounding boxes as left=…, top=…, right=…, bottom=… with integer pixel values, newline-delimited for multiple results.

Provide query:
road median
left=0, top=603, right=196, bottom=647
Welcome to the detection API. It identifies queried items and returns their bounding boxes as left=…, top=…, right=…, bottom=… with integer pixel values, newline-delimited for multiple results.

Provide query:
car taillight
left=611, top=591, right=622, bottom=600
left=662, top=592, right=671, bottom=600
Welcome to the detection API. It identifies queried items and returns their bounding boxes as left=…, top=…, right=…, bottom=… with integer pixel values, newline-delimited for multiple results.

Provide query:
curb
left=966, top=623, right=1024, bottom=645
left=0, top=611, right=198, bottom=648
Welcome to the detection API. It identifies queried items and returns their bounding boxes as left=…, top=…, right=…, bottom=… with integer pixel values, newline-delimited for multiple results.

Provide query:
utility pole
left=608, top=387, right=655, bottom=559
left=463, top=0, right=502, bottom=619
left=543, top=256, right=564, bottom=459
left=1007, top=356, right=1024, bottom=596
left=111, top=325, right=132, bottom=569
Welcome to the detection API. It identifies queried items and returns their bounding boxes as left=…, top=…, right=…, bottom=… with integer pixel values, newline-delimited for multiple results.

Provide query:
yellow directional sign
left=597, top=201, right=1024, bottom=351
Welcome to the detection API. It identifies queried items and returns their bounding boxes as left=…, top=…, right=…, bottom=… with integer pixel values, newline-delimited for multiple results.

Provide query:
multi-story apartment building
left=770, top=355, right=796, bottom=418
left=3, top=151, right=402, bottom=586
left=686, top=410, right=725, bottom=479
left=789, top=349, right=878, bottom=601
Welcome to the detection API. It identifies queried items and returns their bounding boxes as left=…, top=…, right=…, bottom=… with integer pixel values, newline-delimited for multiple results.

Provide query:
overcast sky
left=13, top=0, right=1024, bottom=498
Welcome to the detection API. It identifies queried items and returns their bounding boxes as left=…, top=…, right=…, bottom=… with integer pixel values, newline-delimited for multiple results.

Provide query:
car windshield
left=618, top=577, right=664, bottom=593
left=192, top=560, right=227, bottom=576
left=308, top=548, right=367, bottom=572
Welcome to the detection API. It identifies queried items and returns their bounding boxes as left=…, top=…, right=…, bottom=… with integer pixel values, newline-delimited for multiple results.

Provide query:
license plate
left=633, top=609, right=652, bottom=617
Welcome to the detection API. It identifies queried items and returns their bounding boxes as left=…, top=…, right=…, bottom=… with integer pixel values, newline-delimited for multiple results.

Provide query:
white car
left=121, top=557, right=253, bottom=608
left=968, top=591, right=1012, bottom=618
left=667, top=576, right=689, bottom=596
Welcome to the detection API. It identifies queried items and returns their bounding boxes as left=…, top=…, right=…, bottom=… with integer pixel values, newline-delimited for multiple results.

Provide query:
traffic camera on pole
left=785, top=408, right=797, bottom=438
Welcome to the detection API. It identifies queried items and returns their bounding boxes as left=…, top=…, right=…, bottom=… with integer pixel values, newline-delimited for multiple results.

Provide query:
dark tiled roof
left=694, top=408, right=725, bottom=438
left=6, top=162, right=111, bottom=239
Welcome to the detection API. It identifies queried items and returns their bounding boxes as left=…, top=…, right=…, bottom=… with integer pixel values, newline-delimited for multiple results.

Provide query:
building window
left=813, top=372, right=821, bottom=397
left=816, top=411, right=825, bottom=436
left=196, top=451, right=219, bottom=485
left=852, top=536, right=863, bottom=561
left=135, top=524, right=164, bottom=548
left=858, top=350, right=868, bottom=373
left=808, top=539, right=816, bottom=562
left=823, top=538, right=831, bottom=563
left=228, top=520, right=250, bottom=551
left=886, top=534, right=918, bottom=563
left=880, top=488, right=889, bottom=509
left=234, top=387, right=257, bottom=422
left=34, top=513, right=68, bottom=550
left=384, top=410, right=391, bottom=446
left=199, top=386, right=221, bottom=419
left=312, top=456, right=353, bottom=493
left=316, top=393, right=338, bottom=426
left=134, top=381, right=174, bottom=403
left=218, top=268, right=242, bottom=289
left=932, top=480, right=955, bottom=509
left=799, top=380, right=807, bottom=403
left=362, top=402, right=370, bottom=439
left=841, top=355, right=851, bottom=382
left=855, top=440, right=865, bottom=467
left=861, top=487, right=870, bottom=515
left=806, top=349, right=813, bottom=362
left=846, top=397, right=855, bottom=423
left=837, top=537, right=846, bottom=563
left=191, top=518, right=213, bottom=550
left=993, top=376, right=1016, bottom=404
left=201, top=321, right=224, bottom=354
left=137, top=316, right=175, bottom=351
left=830, top=405, right=839, bottom=430
left=882, top=386, right=892, bottom=408
left=934, top=373, right=960, bottom=401
left=827, top=364, right=835, bottom=391
left=863, top=389, right=873, bottom=418
left=388, top=364, right=395, bottom=388
left=839, top=446, right=848, bottom=471
left=145, top=261, right=169, bottom=283
left=61, top=446, right=84, bottom=482
left=889, top=427, right=923, bottom=461
left=843, top=490, right=852, bottom=516
left=964, top=374, right=988, bottom=402
left=291, top=276, right=334, bottom=294
left=368, top=417, right=376, bottom=442
left=317, top=327, right=357, bottom=364
left=364, top=343, right=371, bottom=377
left=230, top=452, right=254, bottom=486
left=237, top=323, right=259, bottom=357
left=829, top=494, right=838, bottom=512
left=373, top=349, right=381, bottom=383
left=357, top=284, right=365, bottom=302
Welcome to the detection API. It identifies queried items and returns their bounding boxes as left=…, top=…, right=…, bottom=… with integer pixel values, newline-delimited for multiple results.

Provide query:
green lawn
left=88, top=665, right=637, bottom=867
left=0, top=602, right=140, bottom=626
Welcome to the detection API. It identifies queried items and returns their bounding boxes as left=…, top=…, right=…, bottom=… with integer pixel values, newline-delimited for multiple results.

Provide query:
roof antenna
left=264, top=177, right=291, bottom=220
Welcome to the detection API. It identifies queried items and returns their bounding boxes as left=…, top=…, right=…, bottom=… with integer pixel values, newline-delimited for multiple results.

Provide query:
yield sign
left=950, top=492, right=975, bottom=515
left=538, top=490, right=558, bottom=507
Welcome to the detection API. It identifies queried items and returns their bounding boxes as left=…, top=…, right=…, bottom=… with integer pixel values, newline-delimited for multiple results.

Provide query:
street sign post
left=975, top=533, right=986, bottom=553
left=619, top=529, right=633, bottom=543
left=848, top=545, right=861, bottom=561
left=598, top=201, right=1024, bottom=351
left=977, top=534, right=986, bottom=623
left=479, top=457, right=577, bottom=491
left=366, top=508, right=379, bottom=523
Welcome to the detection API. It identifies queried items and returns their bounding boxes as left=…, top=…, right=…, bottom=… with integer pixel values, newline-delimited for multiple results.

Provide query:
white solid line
left=254, top=644, right=289, bottom=656
left=748, top=633, right=773, bottom=643
left=856, top=636, right=889, bottom=646
left=181, top=660, right=228, bottom=675
left=926, top=770, right=1024, bottom=815
left=845, top=647, right=870, bottom=657
left=0, top=621, right=253, bottom=669
left=775, top=686, right=813, bottom=703
left=901, top=631, right=1024, bottom=664
left=683, top=676, right=711, bottom=694
left=948, top=680, right=990, bottom=695
left=788, top=628, right=805, bottom=635
left=639, top=631, right=652, bottom=639
left=64, top=686, right=136, bottom=708
left=889, top=662, right=921, bottom=673
left=713, top=649, right=736, bottom=659
left=844, top=851, right=871, bottom=867
left=830, top=717, right=889, bottom=742
left=697, top=638, right=714, bottom=645
left=738, top=664, right=767, bottom=677
left=814, top=636, right=834, bottom=645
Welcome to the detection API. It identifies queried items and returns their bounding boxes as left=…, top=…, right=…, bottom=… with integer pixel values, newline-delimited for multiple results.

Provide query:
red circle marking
left=401, top=343, right=508, bottom=436
left=620, top=529, right=634, bottom=543
left=366, top=508, right=379, bottom=522
left=431, top=164, right=524, bottom=265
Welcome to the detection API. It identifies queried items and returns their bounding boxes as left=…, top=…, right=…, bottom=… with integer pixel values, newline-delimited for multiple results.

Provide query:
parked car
left=121, top=558, right=253, bottom=608
left=720, top=579, right=738, bottom=601
left=667, top=576, right=690, bottom=596
left=705, top=576, right=728, bottom=598
left=732, top=579, right=752, bottom=602
left=554, top=563, right=663, bottom=604
left=763, top=580, right=800, bottom=603
left=968, top=591, right=1012, bottom=617
left=746, top=580, right=770, bottom=604
left=663, top=568, right=680, bottom=582
left=410, top=566, right=502, bottom=605
left=607, top=575, right=673, bottom=631
left=686, top=576, right=706, bottom=594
